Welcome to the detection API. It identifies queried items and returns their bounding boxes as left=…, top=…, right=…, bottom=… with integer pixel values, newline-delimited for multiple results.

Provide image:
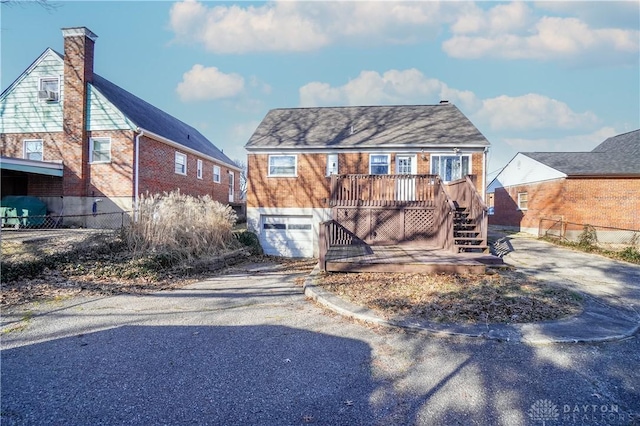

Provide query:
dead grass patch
left=315, top=270, right=582, bottom=324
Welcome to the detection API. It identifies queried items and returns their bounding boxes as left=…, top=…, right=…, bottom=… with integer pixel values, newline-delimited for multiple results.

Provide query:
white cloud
left=443, top=3, right=639, bottom=64
left=176, top=64, right=245, bottom=102
left=474, top=94, right=598, bottom=131
left=300, top=69, right=600, bottom=134
left=168, top=0, right=448, bottom=53
left=451, top=2, right=532, bottom=36
left=299, top=68, right=481, bottom=111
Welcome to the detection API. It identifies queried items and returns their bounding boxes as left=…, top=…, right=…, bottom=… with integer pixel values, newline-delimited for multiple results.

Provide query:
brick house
left=245, top=103, right=491, bottom=258
left=487, top=129, right=640, bottom=235
left=0, top=27, right=239, bottom=226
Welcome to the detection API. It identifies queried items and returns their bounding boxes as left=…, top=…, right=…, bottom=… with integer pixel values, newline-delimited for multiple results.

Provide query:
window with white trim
left=175, top=152, right=187, bottom=175
left=89, top=137, right=111, bottom=163
left=38, top=77, right=59, bottom=102
left=23, top=139, right=43, bottom=161
left=517, top=192, right=528, bottom=210
left=268, top=155, right=297, bottom=177
left=213, top=165, right=221, bottom=183
left=369, top=154, right=390, bottom=175
left=326, top=154, right=339, bottom=176
left=197, top=159, right=203, bottom=179
left=430, top=154, right=471, bottom=182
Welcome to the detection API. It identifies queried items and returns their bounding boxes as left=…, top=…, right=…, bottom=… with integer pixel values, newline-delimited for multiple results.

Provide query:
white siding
left=487, top=153, right=566, bottom=193
left=0, top=50, right=64, bottom=133
left=86, top=84, right=133, bottom=131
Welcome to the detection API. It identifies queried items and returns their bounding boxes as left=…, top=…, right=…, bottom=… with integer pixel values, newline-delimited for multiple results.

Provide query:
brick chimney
left=61, top=27, right=97, bottom=197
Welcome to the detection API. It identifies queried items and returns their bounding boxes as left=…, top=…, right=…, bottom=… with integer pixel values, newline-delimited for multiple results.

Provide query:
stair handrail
left=318, top=219, right=370, bottom=271
left=435, top=176, right=456, bottom=251
left=463, top=175, right=488, bottom=250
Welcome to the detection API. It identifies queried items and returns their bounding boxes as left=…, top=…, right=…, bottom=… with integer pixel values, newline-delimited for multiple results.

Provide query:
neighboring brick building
left=488, top=129, right=640, bottom=235
left=1, top=27, right=239, bottom=226
left=245, top=104, right=491, bottom=257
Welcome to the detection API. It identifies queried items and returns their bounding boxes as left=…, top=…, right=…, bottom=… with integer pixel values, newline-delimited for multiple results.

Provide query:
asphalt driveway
left=2, top=253, right=640, bottom=425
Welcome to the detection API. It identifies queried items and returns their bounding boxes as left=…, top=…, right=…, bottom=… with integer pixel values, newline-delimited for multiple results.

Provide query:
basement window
left=175, top=152, right=187, bottom=175
left=517, top=192, right=528, bottom=210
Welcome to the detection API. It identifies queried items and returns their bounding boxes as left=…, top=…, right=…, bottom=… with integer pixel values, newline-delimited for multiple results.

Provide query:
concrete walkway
left=3, top=261, right=640, bottom=424
left=305, top=233, right=640, bottom=344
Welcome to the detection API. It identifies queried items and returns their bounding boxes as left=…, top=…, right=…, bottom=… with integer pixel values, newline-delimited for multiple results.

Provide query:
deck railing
left=436, top=180, right=456, bottom=251
left=330, top=174, right=440, bottom=207
left=318, top=219, right=371, bottom=271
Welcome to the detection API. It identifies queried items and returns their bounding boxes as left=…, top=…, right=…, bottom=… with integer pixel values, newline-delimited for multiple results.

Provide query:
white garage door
left=260, top=215, right=314, bottom=258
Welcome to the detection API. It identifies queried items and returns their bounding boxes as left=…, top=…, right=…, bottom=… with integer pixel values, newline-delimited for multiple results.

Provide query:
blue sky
left=2, top=1, right=638, bottom=180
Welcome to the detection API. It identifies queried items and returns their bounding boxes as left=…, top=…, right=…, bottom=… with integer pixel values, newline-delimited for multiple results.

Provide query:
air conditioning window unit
left=38, top=90, right=58, bottom=101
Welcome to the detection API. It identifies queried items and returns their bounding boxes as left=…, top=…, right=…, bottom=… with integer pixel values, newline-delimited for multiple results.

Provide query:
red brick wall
left=28, top=175, right=63, bottom=196
left=138, top=135, right=238, bottom=204
left=490, top=177, right=640, bottom=230
left=86, top=130, right=134, bottom=197
left=2, top=131, right=237, bottom=204
left=1, top=130, right=135, bottom=198
left=247, top=151, right=485, bottom=208
left=63, top=32, right=94, bottom=197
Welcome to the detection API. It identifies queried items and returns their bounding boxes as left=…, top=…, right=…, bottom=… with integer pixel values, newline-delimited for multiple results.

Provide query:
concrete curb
left=303, top=266, right=640, bottom=345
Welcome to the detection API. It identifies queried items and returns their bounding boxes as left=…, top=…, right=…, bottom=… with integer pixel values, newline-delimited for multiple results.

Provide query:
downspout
left=134, top=128, right=143, bottom=221
left=483, top=147, right=488, bottom=201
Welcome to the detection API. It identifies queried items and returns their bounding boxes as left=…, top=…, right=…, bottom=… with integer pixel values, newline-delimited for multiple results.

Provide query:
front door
left=396, top=155, right=416, bottom=201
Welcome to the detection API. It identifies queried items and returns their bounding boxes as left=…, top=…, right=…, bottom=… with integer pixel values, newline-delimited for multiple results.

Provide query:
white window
left=175, top=152, right=187, bottom=175
left=396, top=155, right=416, bottom=174
left=518, top=192, right=528, bottom=210
left=369, top=154, right=390, bottom=175
left=430, top=154, right=471, bottom=182
left=213, top=165, right=221, bottom=183
left=23, top=139, right=43, bottom=161
left=38, top=77, right=59, bottom=102
left=268, top=155, right=297, bottom=177
left=197, top=159, right=203, bottom=179
left=89, top=137, right=111, bottom=163
left=326, top=154, right=339, bottom=176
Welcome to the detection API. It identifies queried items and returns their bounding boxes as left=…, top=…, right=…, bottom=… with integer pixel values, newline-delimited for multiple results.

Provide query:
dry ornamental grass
left=316, top=270, right=583, bottom=324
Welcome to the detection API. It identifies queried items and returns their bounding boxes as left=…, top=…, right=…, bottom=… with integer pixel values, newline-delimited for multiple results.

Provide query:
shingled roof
left=245, top=104, right=490, bottom=150
left=522, top=129, right=640, bottom=176
left=91, top=74, right=236, bottom=167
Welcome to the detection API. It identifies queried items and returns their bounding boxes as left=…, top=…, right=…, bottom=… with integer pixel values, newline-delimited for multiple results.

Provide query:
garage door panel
left=260, top=215, right=313, bottom=258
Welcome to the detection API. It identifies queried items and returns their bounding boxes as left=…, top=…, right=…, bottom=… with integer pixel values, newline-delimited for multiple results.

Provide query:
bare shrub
left=126, top=191, right=238, bottom=260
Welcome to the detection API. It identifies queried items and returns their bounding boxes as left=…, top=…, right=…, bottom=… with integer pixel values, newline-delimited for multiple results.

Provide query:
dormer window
left=38, top=77, right=59, bottom=102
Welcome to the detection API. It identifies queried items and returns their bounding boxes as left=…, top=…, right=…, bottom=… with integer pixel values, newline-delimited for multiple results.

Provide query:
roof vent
left=350, top=125, right=355, bottom=135
left=439, top=100, right=449, bottom=104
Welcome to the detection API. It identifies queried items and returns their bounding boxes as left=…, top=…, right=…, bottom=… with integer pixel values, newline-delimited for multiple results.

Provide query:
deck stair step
left=453, top=206, right=489, bottom=254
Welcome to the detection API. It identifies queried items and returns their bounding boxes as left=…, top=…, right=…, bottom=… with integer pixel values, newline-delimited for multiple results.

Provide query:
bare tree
left=1, top=0, right=60, bottom=12
left=234, top=158, right=247, bottom=201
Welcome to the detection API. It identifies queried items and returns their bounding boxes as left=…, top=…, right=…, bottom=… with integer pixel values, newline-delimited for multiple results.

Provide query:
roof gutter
left=134, top=129, right=143, bottom=221
left=138, top=127, right=241, bottom=172
left=245, top=145, right=490, bottom=153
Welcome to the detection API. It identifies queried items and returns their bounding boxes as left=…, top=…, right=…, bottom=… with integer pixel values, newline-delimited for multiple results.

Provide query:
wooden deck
left=324, top=245, right=502, bottom=274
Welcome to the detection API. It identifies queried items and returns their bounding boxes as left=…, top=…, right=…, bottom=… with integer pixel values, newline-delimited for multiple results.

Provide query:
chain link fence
left=1, top=211, right=132, bottom=242
left=538, top=217, right=640, bottom=251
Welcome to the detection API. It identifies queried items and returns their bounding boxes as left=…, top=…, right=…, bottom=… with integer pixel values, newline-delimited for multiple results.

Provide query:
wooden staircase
left=453, top=206, right=488, bottom=253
